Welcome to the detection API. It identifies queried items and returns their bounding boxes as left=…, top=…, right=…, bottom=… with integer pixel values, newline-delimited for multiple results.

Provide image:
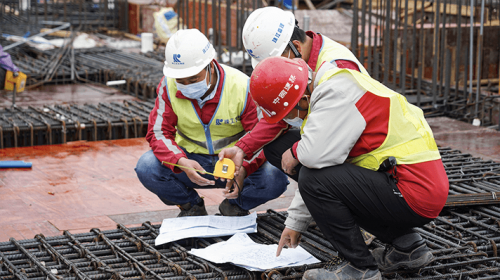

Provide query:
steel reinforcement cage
left=3, top=209, right=500, bottom=279
left=350, top=0, right=500, bottom=127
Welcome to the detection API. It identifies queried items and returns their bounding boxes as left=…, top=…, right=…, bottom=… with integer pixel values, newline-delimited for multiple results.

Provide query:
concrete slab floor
left=427, top=117, right=500, bottom=162
left=0, top=138, right=296, bottom=242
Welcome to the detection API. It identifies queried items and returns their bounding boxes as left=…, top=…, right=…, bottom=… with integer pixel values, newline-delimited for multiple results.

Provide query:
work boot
left=303, top=262, right=381, bottom=280
left=372, top=243, right=434, bottom=272
left=177, top=199, right=208, bottom=217
left=218, top=199, right=250, bottom=216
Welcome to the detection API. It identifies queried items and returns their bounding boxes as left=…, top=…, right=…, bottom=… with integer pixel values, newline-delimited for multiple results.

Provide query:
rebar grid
left=7, top=47, right=162, bottom=100
left=4, top=209, right=500, bottom=280
left=0, top=100, right=152, bottom=148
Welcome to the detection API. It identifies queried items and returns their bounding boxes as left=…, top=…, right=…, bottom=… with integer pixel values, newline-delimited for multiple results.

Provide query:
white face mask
left=284, top=96, right=309, bottom=127
left=284, top=117, right=304, bottom=128
left=175, top=66, right=212, bottom=99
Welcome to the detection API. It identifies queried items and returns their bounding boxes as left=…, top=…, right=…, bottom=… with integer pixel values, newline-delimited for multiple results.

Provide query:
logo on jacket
left=173, top=54, right=184, bottom=64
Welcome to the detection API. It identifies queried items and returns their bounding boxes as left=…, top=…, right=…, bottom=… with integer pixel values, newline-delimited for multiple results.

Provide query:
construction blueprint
left=189, top=233, right=320, bottom=271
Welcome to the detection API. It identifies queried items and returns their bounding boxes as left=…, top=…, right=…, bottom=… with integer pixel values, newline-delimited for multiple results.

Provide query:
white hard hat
left=242, top=7, right=295, bottom=68
left=163, top=29, right=216, bottom=78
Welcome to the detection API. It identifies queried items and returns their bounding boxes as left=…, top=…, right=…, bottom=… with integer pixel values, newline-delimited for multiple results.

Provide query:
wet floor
left=0, top=138, right=297, bottom=241
left=0, top=83, right=139, bottom=108
left=427, top=117, right=500, bottom=162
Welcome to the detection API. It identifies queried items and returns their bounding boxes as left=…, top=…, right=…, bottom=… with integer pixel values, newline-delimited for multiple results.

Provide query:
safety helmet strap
left=288, top=41, right=302, bottom=59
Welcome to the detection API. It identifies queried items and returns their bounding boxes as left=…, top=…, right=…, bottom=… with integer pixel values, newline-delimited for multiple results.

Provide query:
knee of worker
left=255, top=162, right=289, bottom=197
left=297, top=167, right=322, bottom=200
left=135, top=150, right=164, bottom=189
left=263, top=145, right=282, bottom=169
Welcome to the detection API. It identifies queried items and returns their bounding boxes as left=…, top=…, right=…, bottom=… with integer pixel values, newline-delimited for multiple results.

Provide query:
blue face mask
left=176, top=66, right=212, bottom=99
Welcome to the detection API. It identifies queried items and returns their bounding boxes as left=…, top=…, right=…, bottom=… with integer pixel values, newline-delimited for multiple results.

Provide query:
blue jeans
left=135, top=150, right=289, bottom=210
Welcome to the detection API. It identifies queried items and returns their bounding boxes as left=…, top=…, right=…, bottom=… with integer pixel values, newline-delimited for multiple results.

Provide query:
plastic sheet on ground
left=189, top=233, right=321, bottom=271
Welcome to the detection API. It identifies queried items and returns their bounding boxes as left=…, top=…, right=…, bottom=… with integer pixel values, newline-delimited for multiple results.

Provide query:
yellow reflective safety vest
left=302, top=68, right=441, bottom=171
left=315, top=34, right=370, bottom=76
left=166, top=65, right=248, bottom=155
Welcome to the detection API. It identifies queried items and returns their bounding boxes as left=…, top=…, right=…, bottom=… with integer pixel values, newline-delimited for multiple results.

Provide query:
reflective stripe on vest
left=167, top=64, right=248, bottom=154
left=177, top=129, right=246, bottom=152
left=316, top=34, right=370, bottom=76
left=310, top=68, right=441, bottom=170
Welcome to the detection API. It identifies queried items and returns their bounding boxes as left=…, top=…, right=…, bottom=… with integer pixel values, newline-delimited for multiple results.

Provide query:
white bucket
left=141, top=33, right=154, bottom=53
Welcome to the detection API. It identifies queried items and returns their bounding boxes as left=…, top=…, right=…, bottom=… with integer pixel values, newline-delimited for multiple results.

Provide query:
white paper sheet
left=189, top=233, right=320, bottom=271
left=155, top=212, right=258, bottom=246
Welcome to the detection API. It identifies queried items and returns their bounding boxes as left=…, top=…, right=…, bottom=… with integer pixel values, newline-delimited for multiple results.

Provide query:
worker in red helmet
left=234, top=7, right=370, bottom=173
left=220, top=57, right=449, bottom=280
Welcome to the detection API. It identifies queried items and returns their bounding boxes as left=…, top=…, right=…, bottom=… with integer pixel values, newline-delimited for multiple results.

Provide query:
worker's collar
left=305, top=31, right=323, bottom=71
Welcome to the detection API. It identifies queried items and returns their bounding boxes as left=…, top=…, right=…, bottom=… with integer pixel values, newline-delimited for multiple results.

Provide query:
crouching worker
left=135, top=29, right=288, bottom=217
left=237, top=57, right=449, bottom=279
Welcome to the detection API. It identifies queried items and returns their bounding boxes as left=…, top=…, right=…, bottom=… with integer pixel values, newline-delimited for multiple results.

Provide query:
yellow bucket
left=4, top=71, right=27, bottom=92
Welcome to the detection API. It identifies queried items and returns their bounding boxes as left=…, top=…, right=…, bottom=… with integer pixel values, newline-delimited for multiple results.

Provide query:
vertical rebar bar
left=205, top=0, right=208, bottom=35
left=475, top=0, right=485, bottom=119
left=199, top=0, right=202, bottom=30
left=469, top=0, right=474, bottom=111
left=401, top=0, right=409, bottom=95
left=392, top=0, right=399, bottom=89
left=417, top=0, right=425, bottom=107
left=366, top=0, right=373, bottom=74
left=217, top=0, right=222, bottom=61
left=351, top=0, right=359, bottom=63
left=438, top=0, right=448, bottom=102
left=383, top=0, right=391, bottom=85
left=432, top=0, right=441, bottom=107
left=444, top=48, right=452, bottom=110
left=455, top=0, right=463, bottom=103
left=227, top=0, right=231, bottom=62
left=360, top=0, right=366, bottom=65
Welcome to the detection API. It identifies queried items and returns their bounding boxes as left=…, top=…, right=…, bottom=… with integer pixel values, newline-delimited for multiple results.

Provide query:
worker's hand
left=281, top=148, right=299, bottom=176
left=177, top=158, right=215, bottom=186
left=276, top=227, right=302, bottom=256
left=217, top=146, right=246, bottom=180
left=222, top=167, right=246, bottom=199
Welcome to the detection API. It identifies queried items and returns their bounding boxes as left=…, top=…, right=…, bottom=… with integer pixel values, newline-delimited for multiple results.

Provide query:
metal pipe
left=475, top=0, right=485, bottom=119
left=4, top=21, right=71, bottom=51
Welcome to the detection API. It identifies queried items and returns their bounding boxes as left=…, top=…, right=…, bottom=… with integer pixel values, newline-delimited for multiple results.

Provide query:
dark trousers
left=264, top=129, right=302, bottom=182
left=0, top=67, right=6, bottom=89
left=264, top=130, right=432, bottom=270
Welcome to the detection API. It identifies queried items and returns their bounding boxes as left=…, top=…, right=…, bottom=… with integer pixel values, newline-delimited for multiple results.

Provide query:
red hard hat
left=250, top=57, right=309, bottom=124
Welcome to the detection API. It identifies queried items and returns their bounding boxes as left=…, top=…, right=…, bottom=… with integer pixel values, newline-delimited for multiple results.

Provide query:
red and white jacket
left=146, top=60, right=266, bottom=174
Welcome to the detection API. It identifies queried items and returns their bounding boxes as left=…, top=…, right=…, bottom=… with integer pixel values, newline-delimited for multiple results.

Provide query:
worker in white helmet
left=219, top=6, right=372, bottom=183
left=242, top=6, right=369, bottom=73
left=135, top=29, right=288, bottom=217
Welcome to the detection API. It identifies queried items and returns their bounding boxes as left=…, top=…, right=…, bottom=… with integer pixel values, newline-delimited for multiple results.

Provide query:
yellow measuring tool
left=162, top=158, right=236, bottom=179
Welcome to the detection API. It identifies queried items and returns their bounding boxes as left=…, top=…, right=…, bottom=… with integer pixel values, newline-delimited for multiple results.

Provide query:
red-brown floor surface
left=427, top=117, right=500, bottom=162
left=0, top=81, right=499, bottom=243
left=0, top=139, right=296, bottom=242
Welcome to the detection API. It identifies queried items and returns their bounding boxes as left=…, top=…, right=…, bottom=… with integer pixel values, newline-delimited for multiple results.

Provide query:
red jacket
left=146, top=60, right=266, bottom=174
left=235, top=31, right=362, bottom=158
left=235, top=32, right=448, bottom=218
